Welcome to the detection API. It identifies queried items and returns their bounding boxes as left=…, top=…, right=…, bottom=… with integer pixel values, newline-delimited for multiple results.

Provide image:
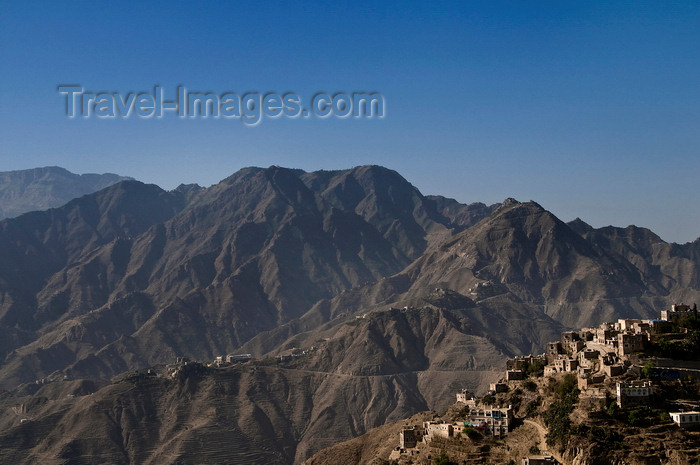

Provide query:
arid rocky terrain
left=0, top=165, right=698, bottom=464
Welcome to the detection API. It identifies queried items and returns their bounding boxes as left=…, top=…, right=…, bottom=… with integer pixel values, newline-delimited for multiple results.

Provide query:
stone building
left=506, top=369, right=526, bottom=381
left=544, top=357, right=578, bottom=376
left=617, top=381, right=653, bottom=408
left=661, top=303, right=698, bottom=323
left=399, top=426, right=425, bottom=448
left=561, top=331, right=580, bottom=344
left=507, top=355, right=546, bottom=371
left=579, top=348, right=599, bottom=362
left=616, top=319, right=641, bottom=331
left=489, top=382, right=508, bottom=393
left=547, top=342, right=563, bottom=356
left=423, top=421, right=453, bottom=440
left=603, top=364, right=625, bottom=377
left=456, top=389, right=476, bottom=404
left=594, top=326, right=617, bottom=344
left=578, top=373, right=605, bottom=390
left=617, top=333, right=646, bottom=356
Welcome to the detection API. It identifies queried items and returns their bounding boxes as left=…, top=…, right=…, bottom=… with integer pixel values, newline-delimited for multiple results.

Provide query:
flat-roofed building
left=670, top=411, right=700, bottom=427
left=617, top=381, right=653, bottom=408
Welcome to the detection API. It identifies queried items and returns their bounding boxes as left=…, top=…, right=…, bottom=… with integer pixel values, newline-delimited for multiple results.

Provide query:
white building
left=670, top=411, right=700, bottom=427
left=616, top=381, right=653, bottom=408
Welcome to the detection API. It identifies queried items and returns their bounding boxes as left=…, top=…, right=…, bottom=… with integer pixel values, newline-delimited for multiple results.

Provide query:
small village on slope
left=387, top=304, right=700, bottom=465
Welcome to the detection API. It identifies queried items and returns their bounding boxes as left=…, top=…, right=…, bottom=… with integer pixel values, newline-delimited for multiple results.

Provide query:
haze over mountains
left=0, top=166, right=132, bottom=220
left=0, top=165, right=698, bottom=464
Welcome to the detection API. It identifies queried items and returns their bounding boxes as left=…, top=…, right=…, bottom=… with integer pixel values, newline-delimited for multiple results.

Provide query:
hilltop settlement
left=384, top=304, right=700, bottom=465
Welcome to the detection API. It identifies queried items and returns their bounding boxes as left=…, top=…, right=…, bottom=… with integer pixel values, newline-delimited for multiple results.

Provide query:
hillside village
left=387, top=304, right=700, bottom=465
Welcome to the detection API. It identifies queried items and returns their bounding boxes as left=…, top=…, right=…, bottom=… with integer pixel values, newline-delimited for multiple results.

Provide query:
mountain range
left=0, top=166, right=132, bottom=220
left=0, top=165, right=698, bottom=464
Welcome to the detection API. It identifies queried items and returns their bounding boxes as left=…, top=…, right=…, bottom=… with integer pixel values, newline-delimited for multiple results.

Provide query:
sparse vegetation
left=627, top=409, right=642, bottom=426
left=522, top=379, right=537, bottom=392
left=433, top=451, right=457, bottom=465
left=651, top=331, right=700, bottom=359
left=508, top=388, right=522, bottom=410
left=553, top=373, right=578, bottom=401
left=542, top=374, right=579, bottom=450
left=257, top=356, right=278, bottom=366
left=570, top=424, right=623, bottom=450
left=452, top=405, right=469, bottom=421
left=527, top=360, right=544, bottom=377
left=525, top=397, right=541, bottom=418
left=675, top=315, right=700, bottom=331
left=462, top=426, right=481, bottom=440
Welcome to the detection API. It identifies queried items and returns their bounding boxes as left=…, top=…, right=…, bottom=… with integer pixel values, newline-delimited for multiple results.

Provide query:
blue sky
left=1, top=1, right=698, bottom=242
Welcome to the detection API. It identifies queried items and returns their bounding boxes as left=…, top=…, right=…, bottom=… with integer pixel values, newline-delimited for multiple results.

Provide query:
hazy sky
left=1, top=1, right=698, bottom=242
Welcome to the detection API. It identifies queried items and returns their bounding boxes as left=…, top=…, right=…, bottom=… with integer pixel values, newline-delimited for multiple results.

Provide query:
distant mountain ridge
left=0, top=166, right=133, bottom=220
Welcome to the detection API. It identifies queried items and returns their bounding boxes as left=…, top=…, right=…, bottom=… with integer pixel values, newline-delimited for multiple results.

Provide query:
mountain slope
left=570, top=220, right=700, bottom=302
left=400, top=199, right=666, bottom=328
left=245, top=198, right=682, bottom=349
left=0, top=165, right=486, bottom=389
left=0, top=298, right=559, bottom=465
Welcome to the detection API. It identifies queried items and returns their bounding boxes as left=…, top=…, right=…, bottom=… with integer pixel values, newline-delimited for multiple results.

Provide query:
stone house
left=617, top=333, right=646, bottom=356
left=399, top=426, right=425, bottom=448
left=578, top=373, right=605, bottom=390
left=456, top=389, right=476, bottom=404
left=631, top=321, right=651, bottom=334
left=599, top=351, right=619, bottom=366
left=489, top=382, right=508, bottom=394
left=507, top=355, right=546, bottom=371
left=661, top=303, right=698, bottom=323
left=579, top=348, right=599, bottom=362
left=603, top=364, right=625, bottom=377
left=594, top=327, right=618, bottom=344
left=617, top=381, right=653, bottom=408
left=547, top=342, right=564, bottom=356
left=423, top=421, right=453, bottom=440
left=561, top=331, right=580, bottom=344
left=545, top=357, right=578, bottom=376
left=616, top=319, right=641, bottom=331
left=566, top=340, right=585, bottom=354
